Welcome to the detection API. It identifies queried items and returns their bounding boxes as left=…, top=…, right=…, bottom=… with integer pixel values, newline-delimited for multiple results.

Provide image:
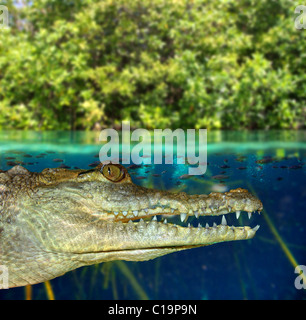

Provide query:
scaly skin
left=0, top=164, right=263, bottom=288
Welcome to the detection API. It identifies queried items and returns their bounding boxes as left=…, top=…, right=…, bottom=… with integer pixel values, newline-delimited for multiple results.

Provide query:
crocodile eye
left=101, top=164, right=125, bottom=182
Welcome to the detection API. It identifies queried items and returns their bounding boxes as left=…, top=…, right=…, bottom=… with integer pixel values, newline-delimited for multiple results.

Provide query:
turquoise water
left=0, top=130, right=305, bottom=300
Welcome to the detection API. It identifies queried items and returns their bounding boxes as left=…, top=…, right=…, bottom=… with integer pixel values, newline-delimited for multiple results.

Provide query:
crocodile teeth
left=132, top=210, right=138, bottom=217
left=163, top=219, right=167, bottom=224
left=180, top=213, right=187, bottom=223
left=253, top=225, right=260, bottom=231
left=236, top=211, right=240, bottom=219
left=221, top=215, right=227, bottom=225
left=194, top=211, right=199, bottom=218
left=152, top=215, right=157, bottom=221
left=122, top=211, right=128, bottom=216
left=138, top=218, right=145, bottom=227
left=248, top=212, right=252, bottom=219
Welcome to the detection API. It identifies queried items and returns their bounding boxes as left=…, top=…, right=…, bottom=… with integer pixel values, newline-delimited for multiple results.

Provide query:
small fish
left=88, top=161, right=101, bottom=167
left=59, top=164, right=70, bottom=169
left=6, top=161, right=18, bottom=166
left=255, top=157, right=275, bottom=164
left=289, top=165, right=302, bottom=170
left=212, top=175, right=229, bottom=180
left=178, top=174, right=190, bottom=180
left=220, top=165, right=230, bottom=169
left=128, top=164, right=142, bottom=169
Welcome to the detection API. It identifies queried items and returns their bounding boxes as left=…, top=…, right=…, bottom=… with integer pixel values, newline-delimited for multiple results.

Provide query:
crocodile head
left=0, top=164, right=262, bottom=288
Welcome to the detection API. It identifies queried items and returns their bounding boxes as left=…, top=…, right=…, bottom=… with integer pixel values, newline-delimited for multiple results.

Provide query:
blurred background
left=0, top=0, right=305, bottom=131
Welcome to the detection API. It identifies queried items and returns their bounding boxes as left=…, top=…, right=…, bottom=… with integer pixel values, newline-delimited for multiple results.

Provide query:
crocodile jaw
left=88, top=189, right=261, bottom=259
left=49, top=185, right=262, bottom=261
left=83, top=220, right=260, bottom=262
left=33, top=171, right=263, bottom=260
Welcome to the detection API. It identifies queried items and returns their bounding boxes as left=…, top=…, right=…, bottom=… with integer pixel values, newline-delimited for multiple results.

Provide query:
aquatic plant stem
left=25, top=285, right=32, bottom=300
left=44, top=281, right=55, bottom=300
left=262, top=209, right=306, bottom=284
left=247, top=183, right=306, bottom=285
left=114, top=261, right=149, bottom=300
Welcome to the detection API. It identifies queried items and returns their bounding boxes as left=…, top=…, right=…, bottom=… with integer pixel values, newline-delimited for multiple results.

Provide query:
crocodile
left=0, top=163, right=262, bottom=288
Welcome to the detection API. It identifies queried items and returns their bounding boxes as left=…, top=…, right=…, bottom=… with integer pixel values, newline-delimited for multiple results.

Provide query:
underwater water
left=0, top=130, right=305, bottom=300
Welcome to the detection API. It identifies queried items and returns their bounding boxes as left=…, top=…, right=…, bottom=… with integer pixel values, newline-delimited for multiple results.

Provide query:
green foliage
left=0, top=0, right=304, bottom=130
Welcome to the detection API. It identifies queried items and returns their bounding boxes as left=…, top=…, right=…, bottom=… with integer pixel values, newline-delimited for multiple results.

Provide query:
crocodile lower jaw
left=92, top=209, right=260, bottom=242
